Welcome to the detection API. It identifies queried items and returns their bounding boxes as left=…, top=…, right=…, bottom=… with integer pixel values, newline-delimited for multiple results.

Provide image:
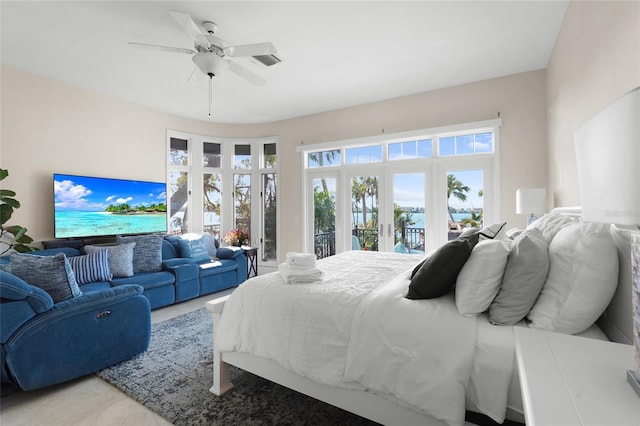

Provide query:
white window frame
left=298, top=119, right=501, bottom=253
left=167, top=130, right=280, bottom=265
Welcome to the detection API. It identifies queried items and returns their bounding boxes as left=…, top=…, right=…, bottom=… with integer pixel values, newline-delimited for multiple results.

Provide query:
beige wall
left=547, top=0, right=640, bottom=207
left=1, top=64, right=548, bottom=258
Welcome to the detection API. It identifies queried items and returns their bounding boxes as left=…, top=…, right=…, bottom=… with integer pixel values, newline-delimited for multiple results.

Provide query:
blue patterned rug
left=96, top=307, right=379, bottom=426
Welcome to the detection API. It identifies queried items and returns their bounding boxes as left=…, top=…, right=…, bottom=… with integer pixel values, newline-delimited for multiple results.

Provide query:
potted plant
left=0, top=168, right=37, bottom=255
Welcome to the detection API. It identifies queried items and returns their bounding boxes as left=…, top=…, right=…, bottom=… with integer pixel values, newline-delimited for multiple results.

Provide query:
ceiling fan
left=129, top=11, right=282, bottom=86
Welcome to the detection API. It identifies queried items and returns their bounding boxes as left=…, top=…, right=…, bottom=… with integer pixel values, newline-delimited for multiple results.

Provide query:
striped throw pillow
left=68, top=250, right=112, bottom=285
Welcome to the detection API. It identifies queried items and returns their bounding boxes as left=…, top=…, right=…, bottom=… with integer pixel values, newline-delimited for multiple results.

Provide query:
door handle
left=388, top=223, right=392, bottom=238
left=379, top=224, right=383, bottom=237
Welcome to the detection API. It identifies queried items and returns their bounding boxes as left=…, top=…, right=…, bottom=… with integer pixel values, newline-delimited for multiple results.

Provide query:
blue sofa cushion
left=117, top=234, right=163, bottom=273
left=84, top=242, right=136, bottom=278
left=177, top=237, right=211, bottom=263
left=68, top=250, right=112, bottom=285
left=9, top=253, right=82, bottom=303
left=111, top=270, right=175, bottom=291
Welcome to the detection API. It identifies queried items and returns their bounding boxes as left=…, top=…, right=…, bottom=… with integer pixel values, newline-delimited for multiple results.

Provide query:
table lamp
left=516, top=188, right=546, bottom=226
left=574, top=86, right=640, bottom=397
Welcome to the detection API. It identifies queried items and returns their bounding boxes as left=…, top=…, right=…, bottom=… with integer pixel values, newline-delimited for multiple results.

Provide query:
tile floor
left=0, top=289, right=235, bottom=426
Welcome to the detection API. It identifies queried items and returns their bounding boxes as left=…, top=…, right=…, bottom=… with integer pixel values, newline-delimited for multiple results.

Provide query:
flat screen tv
left=54, top=173, right=168, bottom=239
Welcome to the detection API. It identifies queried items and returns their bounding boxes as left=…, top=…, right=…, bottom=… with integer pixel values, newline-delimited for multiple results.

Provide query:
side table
left=241, top=246, right=258, bottom=279
left=515, top=326, right=639, bottom=426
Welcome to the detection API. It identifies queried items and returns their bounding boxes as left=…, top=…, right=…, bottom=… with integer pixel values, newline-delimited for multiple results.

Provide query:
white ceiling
left=1, top=1, right=568, bottom=124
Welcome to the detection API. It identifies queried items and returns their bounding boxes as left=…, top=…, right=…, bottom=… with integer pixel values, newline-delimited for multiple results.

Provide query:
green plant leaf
left=7, top=225, right=26, bottom=240
left=0, top=169, right=8, bottom=181
left=0, top=204, right=14, bottom=224
left=0, top=197, right=20, bottom=208
left=0, top=189, right=17, bottom=197
left=14, top=244, right=38, bottom=253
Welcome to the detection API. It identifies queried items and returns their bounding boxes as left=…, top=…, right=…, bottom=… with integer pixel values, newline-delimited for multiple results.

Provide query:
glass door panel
left=351, top=175, right=379, bottom=251
left=312, top=177, right=336, bottom=259
left=233, top=174, right=251, bottom=238
left=169, top=171, right=188, bottom=234
left=262, top=173, right=277, bottom=261
left=393, top=173, right=426, bottom=254
left=203, top=173, right=221, bottom=239
left=447, top=169, right=484, bottom=240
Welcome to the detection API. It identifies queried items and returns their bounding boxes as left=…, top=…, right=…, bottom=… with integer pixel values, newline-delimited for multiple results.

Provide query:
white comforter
left=344, top=270, right=476, bottom=426
left=216, top=251, right=513, bottom=426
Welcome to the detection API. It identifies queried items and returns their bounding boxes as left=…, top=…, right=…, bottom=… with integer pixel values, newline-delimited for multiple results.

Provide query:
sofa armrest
left=163, top=261, right=199, bottom=281
left=162, top=258, right=191, bottom=268
left=217, top=247, right=244, bottom=260
left=0, top=271, right=53, bottom=312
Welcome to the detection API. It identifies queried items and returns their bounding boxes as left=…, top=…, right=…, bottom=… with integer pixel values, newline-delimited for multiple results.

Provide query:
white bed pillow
left=527, top=222, right=618, bottom=334
left=455, top=240, right=510, bottom=316
left=527, top=212, right=579, bottom=245
left=488, top=228, right=549, bottom=326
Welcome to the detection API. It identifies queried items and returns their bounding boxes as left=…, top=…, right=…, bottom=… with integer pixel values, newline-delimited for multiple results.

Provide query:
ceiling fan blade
left=187, top=66, right=205, bottom=84
left=224, top=42, right=276, bottom=58
left=226, top=60, right=266, bottom=86
left=128, top=42, right=195, bottom=55
left=169, top=11, right=210, bottom=48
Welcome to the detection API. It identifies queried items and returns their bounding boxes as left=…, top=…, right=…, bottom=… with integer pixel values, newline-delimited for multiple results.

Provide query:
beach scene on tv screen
left=54, top=174, right=167, bottom=238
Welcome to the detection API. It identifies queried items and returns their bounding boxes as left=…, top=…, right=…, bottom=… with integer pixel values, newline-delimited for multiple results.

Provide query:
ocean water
left=55, top=211, right=167, bottom=238
left=352, top=212, right=472, bottom=228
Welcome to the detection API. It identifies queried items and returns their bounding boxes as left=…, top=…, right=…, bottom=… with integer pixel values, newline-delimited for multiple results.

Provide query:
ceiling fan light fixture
left=192, top=52, right=223, bottom=75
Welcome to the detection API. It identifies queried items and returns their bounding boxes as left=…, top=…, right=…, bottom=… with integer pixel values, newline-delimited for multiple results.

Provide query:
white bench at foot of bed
left=205, top=297, right=449, bottom=426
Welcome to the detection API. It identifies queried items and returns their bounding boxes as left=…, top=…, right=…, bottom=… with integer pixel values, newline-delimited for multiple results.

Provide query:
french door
left=309, top=167, right=430, bottom=256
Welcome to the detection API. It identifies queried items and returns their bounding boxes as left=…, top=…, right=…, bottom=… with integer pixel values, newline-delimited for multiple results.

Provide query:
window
left=300, top=119, right=500, bottom=255
left=167, top=132, right=279, bottom=264
left=439, top=131, right=494, bottom=156
left=345, top=145, right=383, bottom=164
left=389, top=139, right=433, bottom=160
left=308, top=149, right=341, bottom=168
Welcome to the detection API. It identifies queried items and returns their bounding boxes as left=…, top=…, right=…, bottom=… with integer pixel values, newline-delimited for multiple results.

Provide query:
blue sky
left=54, top=174, right=167, bottom=212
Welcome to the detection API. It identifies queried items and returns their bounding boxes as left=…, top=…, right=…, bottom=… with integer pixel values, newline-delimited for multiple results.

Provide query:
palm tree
left=308, top=150, right=338, bottom=193
left=447, top=174, right=470, bottom=226
left=352, top=177, right=368, bottom=228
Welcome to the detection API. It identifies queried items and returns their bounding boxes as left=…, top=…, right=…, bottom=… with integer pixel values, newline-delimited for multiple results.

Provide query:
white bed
left=207, top=208, right=634, bottom=426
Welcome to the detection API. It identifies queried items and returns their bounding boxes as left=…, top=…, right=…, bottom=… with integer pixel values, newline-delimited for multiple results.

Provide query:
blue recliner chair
left=0, top=270, right=151, bottom=391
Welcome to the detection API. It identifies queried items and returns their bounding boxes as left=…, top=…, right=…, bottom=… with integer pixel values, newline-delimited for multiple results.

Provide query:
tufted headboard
left=598, top=224, right=635, bottom=344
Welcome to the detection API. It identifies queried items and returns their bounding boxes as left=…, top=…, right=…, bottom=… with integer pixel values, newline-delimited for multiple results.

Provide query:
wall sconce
left=516, top=188, right=546, bottom=226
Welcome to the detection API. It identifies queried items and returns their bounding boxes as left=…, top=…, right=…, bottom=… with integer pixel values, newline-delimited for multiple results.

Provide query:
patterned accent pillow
left=178, top=237, right=211, bottom=264
left=84, top=242, right=136, bottom=278
left=10, top=253, right=82, bottom=303
left=117, top=234, right=163, bottom=273
left=68, top=250, right=112, bottom=285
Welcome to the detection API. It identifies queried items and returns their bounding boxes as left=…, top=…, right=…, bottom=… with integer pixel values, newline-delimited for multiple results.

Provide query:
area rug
left=96, top=307, right=379, bottom=426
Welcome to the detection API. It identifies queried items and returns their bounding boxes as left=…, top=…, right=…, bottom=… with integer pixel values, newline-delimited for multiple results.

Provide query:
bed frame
left=206, top=223, right=634, bottom=426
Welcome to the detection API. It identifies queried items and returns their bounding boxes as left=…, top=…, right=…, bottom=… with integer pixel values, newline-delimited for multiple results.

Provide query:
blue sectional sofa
left=1, top=234, right=248, bottom=310
left=0, top=233, right=247, bottom=390
left=0, top=269, right=151, bottom=391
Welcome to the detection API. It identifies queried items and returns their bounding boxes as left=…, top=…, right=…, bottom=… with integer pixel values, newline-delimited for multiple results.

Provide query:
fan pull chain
left=208, top=73, right=214, bottom=120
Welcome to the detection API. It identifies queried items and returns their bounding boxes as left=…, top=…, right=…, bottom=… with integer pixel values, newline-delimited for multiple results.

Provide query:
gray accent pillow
left=117, top=234, right=163, bottom=273
left=488, top=227, right=549, bottom=325
left=85, top=242, right=136, bottom=278
left=10, top=253, right=82, bottom=303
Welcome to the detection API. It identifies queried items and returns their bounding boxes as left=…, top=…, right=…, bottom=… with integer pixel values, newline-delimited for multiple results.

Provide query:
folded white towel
left=285, top=252, right=317, bottom=268
left=279, top=263, right=324, bottom=284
